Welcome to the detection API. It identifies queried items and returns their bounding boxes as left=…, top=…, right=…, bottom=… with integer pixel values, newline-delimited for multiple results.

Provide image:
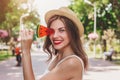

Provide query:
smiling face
left=44, top=15, right=88, bottom=69
left=49, top=19, right=70, bottom=51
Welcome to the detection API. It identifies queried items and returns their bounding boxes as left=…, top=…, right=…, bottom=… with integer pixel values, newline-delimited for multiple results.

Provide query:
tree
left=110, top=0, right=120, bottom=42
left=0, top=0, right=10, bottom=23
left=0, top=0, right=40, bottom=42
left=69, top=0, right=118, bottom=51
left=69, top=0, right=117, bottom=35
left=69, top=0, right=93, bottom=35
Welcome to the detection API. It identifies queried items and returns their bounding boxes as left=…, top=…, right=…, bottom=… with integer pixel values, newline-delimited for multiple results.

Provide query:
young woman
left=21, top=7, right=88, bottom=80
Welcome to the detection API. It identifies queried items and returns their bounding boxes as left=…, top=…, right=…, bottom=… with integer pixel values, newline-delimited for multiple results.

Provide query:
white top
left=42, top=55, right=84, bottom=79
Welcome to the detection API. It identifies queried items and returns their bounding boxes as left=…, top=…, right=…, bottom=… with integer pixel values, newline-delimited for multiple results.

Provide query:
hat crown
left=59, top=7, right=77, bottom=18
left=45, top=7, right=84, bottom=37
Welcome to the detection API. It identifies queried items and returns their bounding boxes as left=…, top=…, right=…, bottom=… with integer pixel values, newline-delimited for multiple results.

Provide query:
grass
left=0, top=51, right=12, bottom=61
left=86, top=50, right=120, bottom=65
left=112, top=59, right=120, bottom=65
left=111, top=54, right=120, bottom=65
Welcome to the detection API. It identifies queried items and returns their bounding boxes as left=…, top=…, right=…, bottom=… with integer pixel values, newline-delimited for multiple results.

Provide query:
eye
left=48, top=28, right=54, bottom=35
left=59, top=28, right=66, bottom=33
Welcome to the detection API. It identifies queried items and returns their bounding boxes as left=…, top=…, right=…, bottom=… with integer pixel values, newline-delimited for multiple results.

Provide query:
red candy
left=37, top=25, right=54, bottom=37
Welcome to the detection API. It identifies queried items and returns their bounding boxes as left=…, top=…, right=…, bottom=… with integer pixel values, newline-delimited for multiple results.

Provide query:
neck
left=57, top=49, right=74, bottom=59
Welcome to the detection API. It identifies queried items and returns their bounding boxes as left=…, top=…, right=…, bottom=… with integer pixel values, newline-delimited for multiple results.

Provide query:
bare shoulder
left=56, top=56, right=83, bottom=79
left=56, top=56, right=83, bottom=77
left=40, top=56, right=83, bottom=80
left=59, top=56, right=83, bottom=70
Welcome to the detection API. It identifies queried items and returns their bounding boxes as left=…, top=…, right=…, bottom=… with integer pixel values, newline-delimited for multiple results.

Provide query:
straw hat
left=45, top=7, right=84, bottom=37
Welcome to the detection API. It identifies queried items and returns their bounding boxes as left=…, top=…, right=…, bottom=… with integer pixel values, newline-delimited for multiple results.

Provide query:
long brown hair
left=43, top=15, right=88, bottom=70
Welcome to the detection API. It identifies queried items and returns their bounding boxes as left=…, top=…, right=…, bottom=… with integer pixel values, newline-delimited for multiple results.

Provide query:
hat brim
left=45, top=9, right=84, bottom=37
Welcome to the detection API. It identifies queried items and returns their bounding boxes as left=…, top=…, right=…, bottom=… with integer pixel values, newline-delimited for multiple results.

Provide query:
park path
left=0, top=50, right=120, bottom=80
left=84, top=57, right=120, bottom=80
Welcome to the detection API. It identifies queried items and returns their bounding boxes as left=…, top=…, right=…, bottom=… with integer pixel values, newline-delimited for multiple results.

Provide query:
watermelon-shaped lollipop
left=36, top=25, right=54, bottom=37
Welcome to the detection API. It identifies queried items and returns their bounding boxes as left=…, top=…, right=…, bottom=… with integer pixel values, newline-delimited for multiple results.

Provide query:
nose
left=53, top=31, right=59, bottom=38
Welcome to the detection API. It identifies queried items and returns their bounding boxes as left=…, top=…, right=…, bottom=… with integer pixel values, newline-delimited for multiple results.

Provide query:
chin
left=54, top=45, right=62, bottom=50
left=54, top=47, right=61, bottom=50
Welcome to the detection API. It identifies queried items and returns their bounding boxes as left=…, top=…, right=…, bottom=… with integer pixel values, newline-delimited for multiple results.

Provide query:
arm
left=22, top=51, right=35, bottom=80
left=20, top=29, right=35, bottom=80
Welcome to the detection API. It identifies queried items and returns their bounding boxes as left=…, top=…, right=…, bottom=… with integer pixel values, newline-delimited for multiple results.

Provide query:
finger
left=20, top=30, right=24, bottom=40
left=28, top=29, right=34, bottom=39
left=20, top=30, right=24, bottom=50
left=29, top=29, right=34, bottom=35
left=26, top=29, right=29, bottom=39
left=24, top=29, right=29, bottom=40
left=22, top=29, right=26, bottom=40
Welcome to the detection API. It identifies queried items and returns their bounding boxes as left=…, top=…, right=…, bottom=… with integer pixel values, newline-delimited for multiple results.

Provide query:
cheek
left=49, top=33, right=53, bottom=38
left=49, top=35, right=53, bottom=42
left=66, top=37, right=70, bottom=43
left=63, top=34, right=70, bottom=42
left=64, top=32, right=69, bottom=38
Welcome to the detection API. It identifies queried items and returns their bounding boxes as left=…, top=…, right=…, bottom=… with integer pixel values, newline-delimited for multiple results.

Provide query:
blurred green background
left=0, top=0, right=120, bottom=64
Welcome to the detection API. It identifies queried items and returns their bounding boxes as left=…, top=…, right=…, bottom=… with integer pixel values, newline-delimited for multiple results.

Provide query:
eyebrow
left=50, top=27, right=65, bottom=30
left=59, top=27, right=65, bottom=29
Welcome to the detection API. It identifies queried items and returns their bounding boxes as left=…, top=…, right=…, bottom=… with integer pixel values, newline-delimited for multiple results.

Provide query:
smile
left=53, top=40, right=62, bottom=45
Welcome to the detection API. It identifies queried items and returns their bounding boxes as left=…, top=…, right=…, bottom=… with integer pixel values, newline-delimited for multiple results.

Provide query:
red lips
left=53, top=40, right=62, bottom=45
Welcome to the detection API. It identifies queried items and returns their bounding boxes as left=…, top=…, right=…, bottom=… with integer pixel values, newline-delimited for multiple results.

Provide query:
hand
left=20, top=29, right=34, bottom=53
